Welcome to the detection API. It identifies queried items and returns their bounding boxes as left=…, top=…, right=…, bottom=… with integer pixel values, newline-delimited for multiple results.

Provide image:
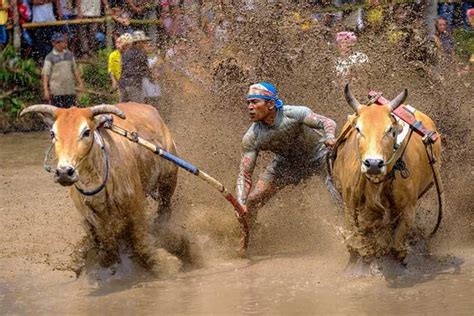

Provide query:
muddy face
left=354, top=105, right=399, bottom=181
left=51, top=109, right=96, bottom=186
left=247, top=99, right=274, bottom=122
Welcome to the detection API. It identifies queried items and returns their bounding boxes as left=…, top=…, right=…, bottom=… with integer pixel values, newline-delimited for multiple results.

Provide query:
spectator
left=42, top=32, right=84, bottom=108
left=119, top=30, right=150, bottom=102
left=8, top=0, right=33, bottom=57
left=108, top=33, right=133, bottom=95
left=78, top=0, right=109, bottom=56
left=334, top=31, right=368, bottom=81
left=462, top=1, right=473, bottom=31
left=109, top=1, right=133, bottom=39
left=0, top=0, right=8, bottom=50
left=126, top=0, right=158, bottom=41
left=432, top=16, right=455, bottom=63
left=58, top=0, right=78, bottom=52
left=31, top=0, right=60, bottom=61
left=142, top=41, right=163, bottom=105
left=437, top=0, right=457, bottom=27
left=469, top=9, right=474, bottom=64
left=160, top=1, right=173, bottom=37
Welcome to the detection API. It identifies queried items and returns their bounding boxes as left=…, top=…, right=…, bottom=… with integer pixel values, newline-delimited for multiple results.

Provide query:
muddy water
left=1, top=131, right=473, bottom=314
left=2, top=5, right=474, bottom=311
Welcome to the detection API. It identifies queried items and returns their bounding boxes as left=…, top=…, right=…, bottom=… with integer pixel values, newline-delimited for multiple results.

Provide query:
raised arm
left=303, top=111, right=337, bottom=142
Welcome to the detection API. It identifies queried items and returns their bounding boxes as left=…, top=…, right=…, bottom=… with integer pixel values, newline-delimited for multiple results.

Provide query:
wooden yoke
left=368, top=91, right=439, bottom=144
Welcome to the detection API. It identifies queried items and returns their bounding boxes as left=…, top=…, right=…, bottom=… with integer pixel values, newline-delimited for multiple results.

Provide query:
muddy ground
left=1, top=4, right=474, bottom=314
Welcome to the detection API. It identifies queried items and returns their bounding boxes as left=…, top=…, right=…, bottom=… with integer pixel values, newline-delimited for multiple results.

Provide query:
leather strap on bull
left=327, top=90, right=444, bottom=238
left=368, top=91, right=439, bottom=144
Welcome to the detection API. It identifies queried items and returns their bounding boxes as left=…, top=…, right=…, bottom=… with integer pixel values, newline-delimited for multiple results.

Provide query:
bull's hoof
left=344, top=255, right=375, bottom=277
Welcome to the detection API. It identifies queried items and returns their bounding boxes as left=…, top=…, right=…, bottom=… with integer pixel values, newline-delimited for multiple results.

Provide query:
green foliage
left=453, top=28, right=474, bottom=61
left=0, top=45, right=41, bottom=118
left=81, top=48, right=117, bottom=105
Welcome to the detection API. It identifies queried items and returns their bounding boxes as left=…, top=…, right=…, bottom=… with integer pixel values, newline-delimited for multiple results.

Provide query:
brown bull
left=21, top=103, right=179, bottom=275
left=332, top=85, right=442, bottom=263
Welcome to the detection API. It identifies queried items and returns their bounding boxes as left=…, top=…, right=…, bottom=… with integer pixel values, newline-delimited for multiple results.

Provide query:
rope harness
left=326, top=113, right=443, bottom=237
left=43, top=130, right=110, bottom=196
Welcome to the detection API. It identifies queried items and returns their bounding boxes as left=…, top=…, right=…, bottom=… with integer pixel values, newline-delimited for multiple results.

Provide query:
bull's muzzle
left=362, top=158, right=385, bottom=175
left=54, top=166, right=79, bottom=186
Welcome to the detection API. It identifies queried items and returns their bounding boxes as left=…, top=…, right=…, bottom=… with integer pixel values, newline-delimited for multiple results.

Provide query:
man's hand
left=325, top=138, right=336, bottom=149
left=240, top=204, right=248, bottom=217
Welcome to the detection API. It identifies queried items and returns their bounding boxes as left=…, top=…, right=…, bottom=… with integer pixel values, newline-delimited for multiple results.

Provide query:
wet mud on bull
left=20, top=103, right=201, bottom=277
left=330, top=84, right=443, bottom=275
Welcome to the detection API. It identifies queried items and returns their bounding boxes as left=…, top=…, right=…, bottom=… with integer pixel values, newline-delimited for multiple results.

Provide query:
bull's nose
left=363, top=159, right=384, bottom=175
left=56, top=166, right=75, bottom=177
left=55, top=166, right=78, bottom=186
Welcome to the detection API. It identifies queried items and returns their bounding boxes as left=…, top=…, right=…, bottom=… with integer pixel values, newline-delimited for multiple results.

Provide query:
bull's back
left=102, top=103, right=178, bottom=195
left=114, top=103, right=176, bottom=154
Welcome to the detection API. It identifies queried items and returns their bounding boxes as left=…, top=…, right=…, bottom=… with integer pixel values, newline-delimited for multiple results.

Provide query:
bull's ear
left=38, top=113, right=55, bottom=127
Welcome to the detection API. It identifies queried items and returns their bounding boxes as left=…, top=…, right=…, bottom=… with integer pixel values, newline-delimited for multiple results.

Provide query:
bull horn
left=344, top=84, right=362, bottom=113
left=387, top=89, right=408, bottom=111
left=90, top=104, right=126, bottom=119
left=20, top=104, right=57, bottom=118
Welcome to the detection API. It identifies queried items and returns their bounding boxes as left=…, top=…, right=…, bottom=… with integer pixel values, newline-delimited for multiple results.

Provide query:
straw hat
left=132, top=31, right=151, bottom=42
left=117, top=33, right=134, bottom=45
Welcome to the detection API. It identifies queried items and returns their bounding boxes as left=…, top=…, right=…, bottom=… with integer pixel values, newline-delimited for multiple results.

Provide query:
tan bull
left=21, top=103, right=180, bottom=275
left=332, top=85, right=442, bottom=264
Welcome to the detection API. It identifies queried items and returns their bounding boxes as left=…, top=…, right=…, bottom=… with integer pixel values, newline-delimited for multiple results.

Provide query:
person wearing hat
left=108, top=33, right=133, bottom=93
left=236, top=82, right=336, bottom=230
left=119, top=30, right=151, bottom=102
left=335, top=31, right=368, bottom=78
left=42, top=32, right=84, bottom=108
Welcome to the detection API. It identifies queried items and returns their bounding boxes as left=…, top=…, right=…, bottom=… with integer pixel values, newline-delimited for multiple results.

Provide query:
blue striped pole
left=109, top=124, right=250, bottom=250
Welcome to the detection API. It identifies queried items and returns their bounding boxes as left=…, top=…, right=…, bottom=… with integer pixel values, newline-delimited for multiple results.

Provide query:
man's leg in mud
left=245, top=179, right=279, bottom=230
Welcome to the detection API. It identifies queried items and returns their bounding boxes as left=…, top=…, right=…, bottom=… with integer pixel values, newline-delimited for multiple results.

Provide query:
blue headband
left=246, top=82, right=284, bottom=109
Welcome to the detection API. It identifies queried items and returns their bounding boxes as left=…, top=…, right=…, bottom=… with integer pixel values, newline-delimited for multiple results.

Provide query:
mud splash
left=1, top=2, right=473, bottom=313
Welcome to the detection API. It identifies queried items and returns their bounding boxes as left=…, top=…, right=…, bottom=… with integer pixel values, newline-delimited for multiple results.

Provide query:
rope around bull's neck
left=43, top=130, right=110, bottom=196
left=74, top=131, right=110, bottom=196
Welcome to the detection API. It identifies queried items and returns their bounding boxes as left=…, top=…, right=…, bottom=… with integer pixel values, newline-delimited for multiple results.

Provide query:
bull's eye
left=50, top=130, right=55, bottom=140
left=355, top=126, right=361, bottom=134
left=82, top=129, right=91, bottom=139
left=386, top=126, right=396, bottom=138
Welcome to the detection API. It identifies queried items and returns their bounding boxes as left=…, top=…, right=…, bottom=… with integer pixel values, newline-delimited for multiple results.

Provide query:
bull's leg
left=130, top=209, right=182, bottom=277
left=155, top=174, right=178, bottom=224
left=392, top=205, right=416, bottom=261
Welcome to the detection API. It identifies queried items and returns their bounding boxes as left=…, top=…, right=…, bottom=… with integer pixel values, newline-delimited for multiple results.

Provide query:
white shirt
left=335, top=51, right=369, bottom=77
left=80, top=0, right=101, bottom=17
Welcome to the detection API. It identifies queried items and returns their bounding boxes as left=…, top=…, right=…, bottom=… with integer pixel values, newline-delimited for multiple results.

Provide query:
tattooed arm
left=302, top=109, right=337, bottom=142
left=236, top=129, right=259, bottom=205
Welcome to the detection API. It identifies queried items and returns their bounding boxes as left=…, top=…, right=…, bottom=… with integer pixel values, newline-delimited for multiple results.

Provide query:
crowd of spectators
left=0, top=1, right=472, bottom=108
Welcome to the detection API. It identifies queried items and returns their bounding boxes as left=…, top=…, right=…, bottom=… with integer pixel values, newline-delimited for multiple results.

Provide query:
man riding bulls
left=236, top=82, right=337, bottom=230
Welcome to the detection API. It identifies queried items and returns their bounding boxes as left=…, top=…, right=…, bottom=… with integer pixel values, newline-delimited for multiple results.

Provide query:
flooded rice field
left=1, top=124, right=472, bottom=314
left=1, top=3, right=474, bottom=313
